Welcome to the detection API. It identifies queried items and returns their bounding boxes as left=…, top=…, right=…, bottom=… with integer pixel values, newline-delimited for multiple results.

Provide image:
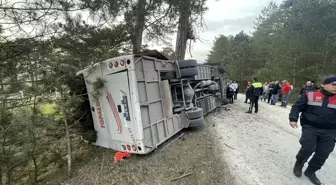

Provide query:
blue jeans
left=271, top=93, right=280, bottom=103
left=283, top=92, right=292, bottom=105
left=282, top=94, right=289, bottom=105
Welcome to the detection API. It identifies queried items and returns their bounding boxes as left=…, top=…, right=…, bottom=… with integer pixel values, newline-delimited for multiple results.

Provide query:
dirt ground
left=50, top=118, right=235, bottom=185
left=210, top=95, right=336, bottom=185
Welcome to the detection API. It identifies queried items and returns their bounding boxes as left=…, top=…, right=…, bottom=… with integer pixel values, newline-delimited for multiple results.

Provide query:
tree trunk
left=6, top=170, right=11, bottom=185
left=239, top=60, right=243, bottom=84
left=31, top=99, right=38, bottom=184
left=320, top=50, right=328, bottom=76
left=0, top=167, right=3, bottom=185
left=0, top=106, right=4, bottom=185
left=175, top=1, right=191, bottom=60
left=293, top=46, right=299, bottom=86
left=1, top=101, right=9, bottom=185
left=132, top=0, right=146, bottom=54
left=0, top=77, right=3, bottom=91
left=60, top=92, right=72, bottom=178
left=32, top=134, right=38, bottom=184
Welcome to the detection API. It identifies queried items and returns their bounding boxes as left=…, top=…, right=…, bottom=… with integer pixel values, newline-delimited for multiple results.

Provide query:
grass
left=48, top=120, right=235, bottom=185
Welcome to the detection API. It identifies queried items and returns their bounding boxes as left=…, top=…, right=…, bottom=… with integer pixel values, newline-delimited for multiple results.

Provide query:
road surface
left=209, top=95, right=336, bottom=185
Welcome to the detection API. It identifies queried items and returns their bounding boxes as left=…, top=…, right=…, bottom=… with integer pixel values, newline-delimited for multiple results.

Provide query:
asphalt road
left=209, top=95, right=336, bottom=185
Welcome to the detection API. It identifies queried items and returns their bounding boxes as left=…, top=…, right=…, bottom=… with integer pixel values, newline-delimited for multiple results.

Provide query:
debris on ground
left=50, top=122, right=235, bottom=185
left=114, top=152, right=132, bottom=162
left=171, top=172, right=193, bottom=182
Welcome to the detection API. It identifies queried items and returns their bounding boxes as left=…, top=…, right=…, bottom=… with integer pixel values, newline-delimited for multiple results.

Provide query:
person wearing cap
left=246, top=77, right=263, bottom=113
left=289, top=76, right=336, bottom=185
left=311, top=80, right=319, bottom=90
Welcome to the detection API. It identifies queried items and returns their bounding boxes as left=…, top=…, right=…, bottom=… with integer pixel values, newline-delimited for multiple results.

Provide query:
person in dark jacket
left=226, top=85, right=235, bottom=104
left=271, top=80, right=281, bottom=105
left=278, top=82, right=283, bottom=102
left=289, top=76, right=336, bottom=185
left=267, top=81, right=275, bottom=103
left=244, top=81, right=252, bottom=103
left=311, top=80, right=318, bottom=89
left=299, top=81, right=317, bottom=95
left=246, top=77, right=263, bottom=113
left=234, top=82, right=240, bottom=100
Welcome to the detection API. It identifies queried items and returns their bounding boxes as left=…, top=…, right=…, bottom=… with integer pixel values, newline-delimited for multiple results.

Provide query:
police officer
left=246, top=77, right=263, bottom=113
left=289, top=76, right=336, bottom=185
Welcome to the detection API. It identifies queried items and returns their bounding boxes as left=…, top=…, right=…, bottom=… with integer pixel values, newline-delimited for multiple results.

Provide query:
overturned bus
left=76, top=50, right=227, bottom=154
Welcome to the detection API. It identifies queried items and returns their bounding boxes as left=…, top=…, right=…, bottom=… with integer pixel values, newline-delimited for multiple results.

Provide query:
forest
left=207, top=0, right=336, bottom=89
left=1, top=0, right=335, bottom=184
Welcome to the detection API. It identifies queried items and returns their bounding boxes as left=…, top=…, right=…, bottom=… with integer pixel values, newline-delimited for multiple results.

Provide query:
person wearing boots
left=246, top=77, right=263, bottom=113
left=289, top=76, right=336, bottom=185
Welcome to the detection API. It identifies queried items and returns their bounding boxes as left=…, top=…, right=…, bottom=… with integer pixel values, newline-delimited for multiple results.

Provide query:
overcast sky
left=151, top=0, right=284, bottom=62
left=4, top=0, right=284, bottom=62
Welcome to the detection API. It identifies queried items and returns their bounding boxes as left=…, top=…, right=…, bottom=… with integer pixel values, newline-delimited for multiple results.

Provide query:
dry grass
left=47, top=119, right=235, bottom=185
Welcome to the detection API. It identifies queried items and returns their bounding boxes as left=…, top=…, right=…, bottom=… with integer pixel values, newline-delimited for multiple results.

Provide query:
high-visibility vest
left=252, top=82, right=262, bottom=88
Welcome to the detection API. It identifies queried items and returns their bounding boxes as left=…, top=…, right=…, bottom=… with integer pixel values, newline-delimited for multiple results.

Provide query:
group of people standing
left=227, top=78, right=295, bottom=113
left=245, top=80, right=318, bottom=109
left=226, top=81, right=239, bottom=104
left=239, top=76, right=336, bottom=185
left=228, top=79, right=320, bottom=114
left=260, top=80, right=294, bottom=108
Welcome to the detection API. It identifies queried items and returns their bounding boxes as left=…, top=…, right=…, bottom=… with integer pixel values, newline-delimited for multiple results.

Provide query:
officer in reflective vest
left=246, top=77, right=263, bottom=113
left=289, top=76, right=336, bottom=185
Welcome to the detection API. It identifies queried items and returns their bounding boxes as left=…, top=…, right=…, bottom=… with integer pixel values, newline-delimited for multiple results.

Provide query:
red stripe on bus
left=106, top=90, right=122, bottom=134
